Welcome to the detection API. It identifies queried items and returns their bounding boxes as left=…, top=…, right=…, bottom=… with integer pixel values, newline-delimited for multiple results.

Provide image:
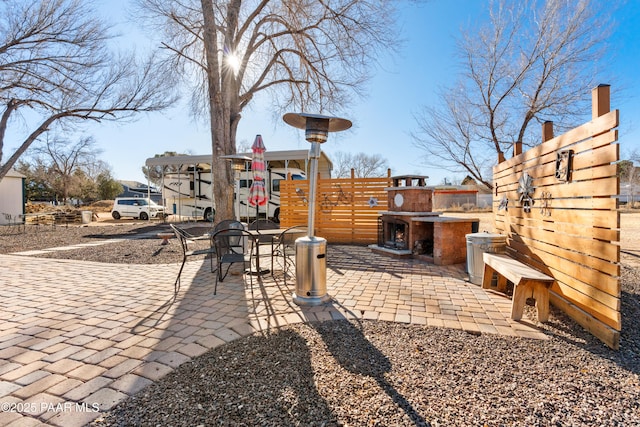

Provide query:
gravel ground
left=1, top=218, right=639, bottom=426
left=88, top=320, right=640, bottom=427
left=0, top=222, right=212, bottom=265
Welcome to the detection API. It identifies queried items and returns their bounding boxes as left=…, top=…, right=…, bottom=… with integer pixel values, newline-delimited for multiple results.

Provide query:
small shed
left=0, top=169, right=26, bottom=225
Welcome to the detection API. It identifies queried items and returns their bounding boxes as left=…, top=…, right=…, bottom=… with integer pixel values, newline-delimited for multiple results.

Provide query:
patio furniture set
left=169, top=220, right=307, bottom=298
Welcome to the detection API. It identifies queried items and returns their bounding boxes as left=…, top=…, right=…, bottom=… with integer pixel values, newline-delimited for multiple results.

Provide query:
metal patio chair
left=170, top=224, right=217, bottom=296
left=248, top=219, right=279, bottom=268
left=272, top=225, right=307, bottom=283
left=214, top=219, right=244, bottom=232
left=211, top=228, right=258, bottom=295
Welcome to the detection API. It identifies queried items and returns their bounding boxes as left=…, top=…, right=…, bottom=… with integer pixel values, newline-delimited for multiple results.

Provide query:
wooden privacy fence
left=280, top=172, right=392, bottom=244
left=493, top=85, right=620, bottom=349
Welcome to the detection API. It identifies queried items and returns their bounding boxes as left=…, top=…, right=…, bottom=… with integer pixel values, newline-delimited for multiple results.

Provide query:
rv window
left=240, top=179, right=252, bottom=188
left=272, top=179, right=281, bottom=192
left=291, top=174, right=305, bottom=180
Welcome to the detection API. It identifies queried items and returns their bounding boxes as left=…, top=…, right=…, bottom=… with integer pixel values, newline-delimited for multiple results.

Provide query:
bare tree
left=629, top=149, right=640, bottom=176
left=412, top=0, right=613, bottom=189
left=619, top=150, right=640, bottom=206
left=0, top=0, right=177, bottom=180
left=332, top=151, right=389, bottom=178
left=618, top=160, right=635, bottom=183
left=31, top=136, right=99, bottom=203
left=138, top=0, right=398, bottom=220
left=83, top=158, right=114, bottom=182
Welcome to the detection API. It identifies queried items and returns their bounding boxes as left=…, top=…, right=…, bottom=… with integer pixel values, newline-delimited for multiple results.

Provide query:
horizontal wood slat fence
left=493, top=85, right=620, bottom=349
left=280, top=173, right=392, bottom=244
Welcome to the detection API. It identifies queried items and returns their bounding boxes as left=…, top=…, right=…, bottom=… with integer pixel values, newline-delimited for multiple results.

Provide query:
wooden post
left=513, top=141, right=522, bottom=158
left=542, top=121, right=554, bottom=142
left=592, top=84, right=610, bottom=119
left=498, top=151, right=505, bottom=163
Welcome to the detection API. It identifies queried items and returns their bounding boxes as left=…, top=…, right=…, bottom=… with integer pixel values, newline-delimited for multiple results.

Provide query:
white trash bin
left=81, top=211, right=92, bottom=224
left=466, top=233, right=507, bottom=285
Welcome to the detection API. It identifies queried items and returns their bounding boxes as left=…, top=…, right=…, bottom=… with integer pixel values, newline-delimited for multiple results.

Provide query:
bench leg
left=483, top=265, right=508, bottom=292
left=533, top=284, right=550, bottom=322
left=496, top=274, right=508, bottom=293
left=510, top=281, right=532, bottom=321
left=511, top=281, right=550, bottom=322
left=482, top=264, right=495, bottom=289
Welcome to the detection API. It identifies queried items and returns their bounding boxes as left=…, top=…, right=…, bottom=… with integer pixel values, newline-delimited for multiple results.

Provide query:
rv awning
left=145, top=155, right=213, bottom=168
left=144, top=149, right=333, bottom=178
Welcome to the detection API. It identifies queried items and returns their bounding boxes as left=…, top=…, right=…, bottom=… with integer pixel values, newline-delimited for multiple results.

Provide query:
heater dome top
left=283, top=112, right=352, bottom=133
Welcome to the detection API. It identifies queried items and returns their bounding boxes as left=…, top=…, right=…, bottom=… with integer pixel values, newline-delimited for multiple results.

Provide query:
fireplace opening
left=380, top=219, right=409, bottom=250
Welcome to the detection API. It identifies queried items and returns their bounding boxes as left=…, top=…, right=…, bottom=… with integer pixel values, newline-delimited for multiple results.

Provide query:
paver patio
left=0, top=245, right=547, bottom=426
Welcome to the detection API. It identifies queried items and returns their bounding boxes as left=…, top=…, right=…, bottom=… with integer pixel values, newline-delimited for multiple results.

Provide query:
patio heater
left=283, top=112, right=352, bottom=306
left=220, top=154, right=252, bottom=222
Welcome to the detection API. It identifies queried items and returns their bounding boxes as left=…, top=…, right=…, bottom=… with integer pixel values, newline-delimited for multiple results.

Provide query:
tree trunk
left=200, top=0, right=234, bottom=222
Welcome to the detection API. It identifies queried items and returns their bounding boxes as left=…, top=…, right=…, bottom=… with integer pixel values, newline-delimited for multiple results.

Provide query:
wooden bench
left=482, top=252, right=555, bottom=322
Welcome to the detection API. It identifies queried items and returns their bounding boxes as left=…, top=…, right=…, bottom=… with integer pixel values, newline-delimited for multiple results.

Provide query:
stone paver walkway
left=0, top=245, right=547, bottom=426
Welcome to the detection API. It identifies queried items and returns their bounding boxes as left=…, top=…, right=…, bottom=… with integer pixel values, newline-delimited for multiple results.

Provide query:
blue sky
left=87, top=0, right=640, bottom=185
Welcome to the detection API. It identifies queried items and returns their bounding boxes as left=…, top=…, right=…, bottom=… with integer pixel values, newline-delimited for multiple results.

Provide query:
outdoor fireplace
left=374, top=175, right=438, bottom=257
left=378, top=214, right=437, bottom=256
left=371, top=175, right=478, bottom=265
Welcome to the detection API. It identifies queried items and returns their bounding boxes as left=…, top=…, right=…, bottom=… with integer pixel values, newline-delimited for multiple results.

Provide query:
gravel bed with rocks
left=2, top=222, right=639, bottom=426
left=0, top=223, right=212, bottom=264
left=92, top=268, right=640, bottom=427
left=88, top=312, right=640, bottom=427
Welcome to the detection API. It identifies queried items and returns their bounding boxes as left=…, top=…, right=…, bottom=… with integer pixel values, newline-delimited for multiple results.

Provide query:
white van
left=111, top=197, right=166, bottom=220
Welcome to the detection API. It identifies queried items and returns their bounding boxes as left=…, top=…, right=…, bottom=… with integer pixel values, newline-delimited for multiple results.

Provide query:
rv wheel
left=204, top=208, right=214, bottom=222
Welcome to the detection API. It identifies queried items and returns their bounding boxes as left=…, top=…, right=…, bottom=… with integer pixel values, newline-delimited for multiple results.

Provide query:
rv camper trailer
left=145, top=150, right=332, bottom=222
left=162, top=167, right=306, bottom=222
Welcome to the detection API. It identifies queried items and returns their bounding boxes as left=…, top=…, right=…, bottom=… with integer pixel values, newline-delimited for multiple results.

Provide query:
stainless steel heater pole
left=306, top=142, right=321, bottom=237
left=283, top=113, right=351, bottom=306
